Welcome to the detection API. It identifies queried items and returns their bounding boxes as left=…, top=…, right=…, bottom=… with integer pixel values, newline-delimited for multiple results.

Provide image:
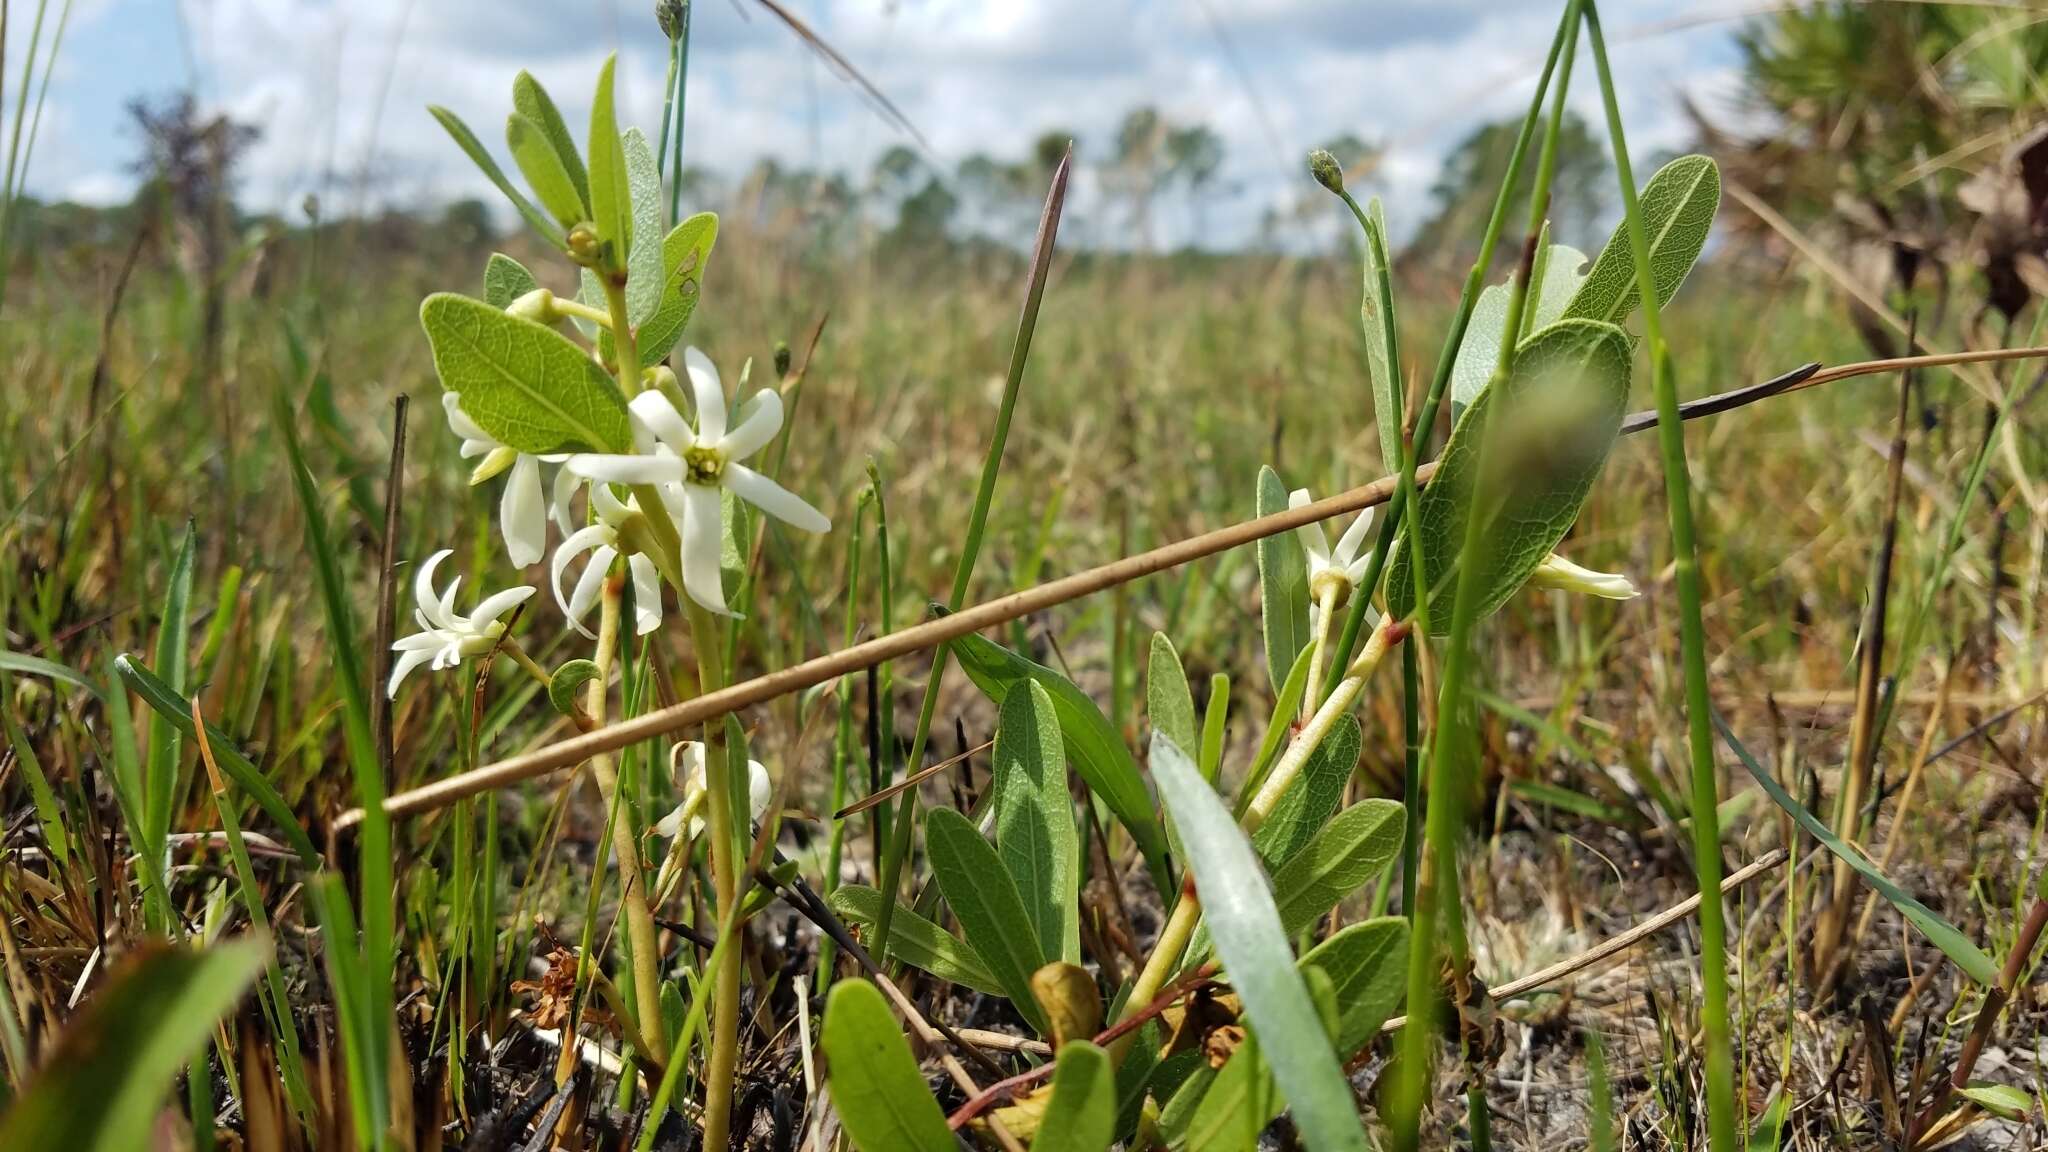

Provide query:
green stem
left=684, top=598, right=743, bottom=1152
left=1583, top=6, right=1735, bottom=1152
left=1392, top=6, right=1579, bottom=1148
left=601, top=277, right=643, bottom=396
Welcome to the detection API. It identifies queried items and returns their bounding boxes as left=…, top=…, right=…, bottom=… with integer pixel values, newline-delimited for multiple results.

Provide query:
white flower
left=653, top=741, right=772, bottom=839
left=387, top=549, right=536, bottom=697
left=565, top=348, right=830, bottom=617
left=1290, top=487, right=1375, bottom=604
left=1529, top=551, right=1638, bottom=600
left=443, top=391, right=566, bottom=568
left=552, top=482, right=664, bottom=638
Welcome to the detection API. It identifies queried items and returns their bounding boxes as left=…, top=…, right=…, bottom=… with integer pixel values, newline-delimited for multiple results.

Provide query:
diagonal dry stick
left=337, top=346, right=2048, bottom=830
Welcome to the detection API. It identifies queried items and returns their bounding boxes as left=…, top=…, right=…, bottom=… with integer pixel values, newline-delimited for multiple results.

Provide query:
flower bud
left=1308, top=149, right=1345, bottom=195
left=773, top=340, right=792, bottom=378
left=656, top=0, right=686, bottom=40
left=506, top=288, right=558, bottom=324
left=1528, top=552, right=1638, bottom=600
left=566, top=222, right=604, bottom=267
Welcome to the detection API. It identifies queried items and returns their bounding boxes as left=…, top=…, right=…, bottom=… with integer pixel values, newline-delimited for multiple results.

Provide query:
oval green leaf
left=1387, top=317, right=1632, bottom=633
left=428, top=104, right=563, bottom=248
left=482, top=252, right=539, bottom=309
left=925, top=806, right=1050, bottom=1033
left=822, top=979, right=959, bottom=1152
left=826, top=885, right=1005, bottom=997
left=635, top=212, right=719, bottom=366
left=1273, top=799, right=1404, bottom=940
left=1563, top=154, right=1720, bottom=327
left=992, top=680, right=1081, bottom=966
left=584, top=55, right=629, bottom=269
left=507, top=111, right=588, bottom=228
left=419, top=292, right=633, bottom=454
left=1031, top=1042, right=1117, bottom=1152
left=512, top=70, right=589, bottom=209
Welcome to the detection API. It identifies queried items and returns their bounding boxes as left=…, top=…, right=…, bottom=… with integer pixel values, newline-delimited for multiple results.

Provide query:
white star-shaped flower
left=552, top=481, right=664, bottom=638
left=653, top=741, right=773, bottom=840
left=565, top=348, right=829, bottom=616
left=387, top=549, right=536, bottom=697
left=1290, top=487, right=1376, bottom=609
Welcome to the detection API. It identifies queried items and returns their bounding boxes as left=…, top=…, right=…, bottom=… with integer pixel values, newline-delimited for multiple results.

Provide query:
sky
left=12, top=0, right=1763, bottom=248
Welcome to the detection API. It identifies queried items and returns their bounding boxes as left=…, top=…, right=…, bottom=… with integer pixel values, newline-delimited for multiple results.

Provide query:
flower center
left=1308, top=567, right=1353, bottom=603
left=683, top=444, right=726, bottom=485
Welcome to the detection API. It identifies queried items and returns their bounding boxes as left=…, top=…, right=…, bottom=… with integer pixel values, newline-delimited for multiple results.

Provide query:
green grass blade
left=0, top=938, right=266, bottom=1152
left=1254, top=466, right=1309, bottom=697
left=144, top=523, right=195, bottom=884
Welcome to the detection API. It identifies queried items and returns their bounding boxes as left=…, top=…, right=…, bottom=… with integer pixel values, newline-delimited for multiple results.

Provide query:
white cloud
left=23, top=0, right=1751, bottom=248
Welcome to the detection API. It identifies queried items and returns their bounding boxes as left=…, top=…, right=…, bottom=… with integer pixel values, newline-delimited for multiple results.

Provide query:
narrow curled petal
left=724, top=464, right=830, bottom=533
left=566, top=452, right=686, bottom=486
left=678, top=482, right=736, bottom=617
left=673, top=741, right=709, bottom=792
left=628, top=391, right=697, bottom=451
left=415, top=550, right=455, bottom=625
left=1288, top=488, right=1329, bottom=564
left=387, top=647, right=435, bottom=698
left=469, top=445, right=518, bottom=483
left=468, top=584, right=538, bottom=629
left=551, top=524, right=612, bottom=622
left=1333, top=507, right=1375, bottom=566
left=591, top=479, right=632, bottom=525
left=1528, top=551, right=1639, bottom=600
left=628, top=553, right=663, bottom=635
left=551, top=466, right=584, bottom=537
left=718, top=390, right=784, bottom=462
left=501, top=455, right=547, bottom=567
left=745, top=759, right=773, bottom=826
left=653, top=802, right=689, bottom=839
left=683, top=347, right=727, bottom=443
left=442, top=391, right=494, bottom=444
left=566, top=544, right=617, bottom=633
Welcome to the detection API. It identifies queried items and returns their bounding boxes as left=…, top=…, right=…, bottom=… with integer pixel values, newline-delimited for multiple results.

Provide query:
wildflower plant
left=410, top=54, right=821, bottom=1150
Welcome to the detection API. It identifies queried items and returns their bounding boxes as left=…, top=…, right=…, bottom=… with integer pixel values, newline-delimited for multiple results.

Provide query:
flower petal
left=628, top=553, right=663, bottom=635
left=672, top=740, right=708, bottom=792
left=415, top=549, right=455, bottom=624
left=567, top=544, right=615, bottom=630
left=386, top=647, right=435, bottom=698
left=628, top=390, right=697, bottom=452
left=683, top=348, right=727, bottom=444
left=469, top=584, right=538, bottom=629
left=442, top=391, right=493, bottom=444
left=1289, top=488, right=1329, bottom=564
left=724, top=464, right=829, bottom=533
left=1333, top=507, right=1375, bottom=566
left=678, top=482, right=736, bottom=616
left=501, top=455, right=547, bottom=567
left=718, top=389, right=784, bottom=462
left=551, top=524, right=612, bottom=623
left=591, top=478, right=632, bottom=525
left=1528, top=552, right=1639, bottom=600
left=551, top=466, right=584, bottom=537
left=566, top=453, right=686, bottom=486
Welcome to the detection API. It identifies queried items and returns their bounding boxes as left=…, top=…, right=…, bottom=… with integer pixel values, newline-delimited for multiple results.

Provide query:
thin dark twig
left=371, top=395, right=409, bottom=772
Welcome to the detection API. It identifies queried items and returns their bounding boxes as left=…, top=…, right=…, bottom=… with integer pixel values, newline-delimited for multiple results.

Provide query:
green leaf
left=1387, top=317, right=1633, bottom=633
left=925, top=806, right=1050, bottom=1033
left=1112, top=1020, right=1164, bottom=1138
left=635, top=212, right=719, bottom=367
left=1199, top=672, right=1229, bottom=784
left=1360, top=198, right=1403, bottom=472
left=585, top=55, right=629, bottom=269
left=1449, top=241, right=1590, bottom=410
left=826, top=885, right=1004, bottom=996
left=1148, top=734, right=1368, bottom=1152
left=1032, top=1042, right=1117, bottom=1152
left=512, top=70, right=589, bottom=209
left=1958, top=1081, right=2032, bottom=1121
left=507, top=112, right=588, bottom=228
left=1714, top=711, right=1998, bottom=985
left=623, top=128, right=665, bottom=326
left=821, top=980, right=959, bottom=1152
left=419, top=292, right=633, bottom=454
left=548, top=659, right=598, bottom=718
left=1272, top=800, right=1404, bottom=941
left=1298, top=917, right=1408, bottom=1056
left=1255, top=466, right=1309, bottom=697
left=428, top=104, right=564, bottom=248
left=1251, top=714, right=1361, bottom=871
left=0, top=649, right=99, bottom=697
left=483, top=254, right=538, bottom=310
left=951, top=628, right=1170, bottom=881
left=991, top=681, right=1082, bottom=966
left=114, top=656, right=320, bottom=866
left=144, top=524, right=195, bottom=869
left=0, top=939, right=267, bottom=1152
left=1185, top=955, right=1345, bottom=1152
left=1563, top=154, right=1720, bottom=327
left=1146, top=632, right=1198, bottom=757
